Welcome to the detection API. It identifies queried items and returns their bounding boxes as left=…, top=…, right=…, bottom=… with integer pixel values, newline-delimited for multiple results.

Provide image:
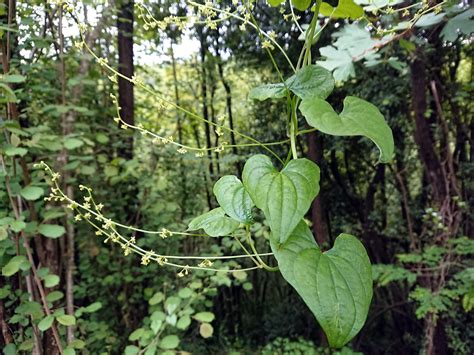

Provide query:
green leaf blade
left=299, top=96, right=394, bottom=163
left=20, top=186, right=44, bottom=201
left=286, top=65, right=335, bottom=100
left=271, top=220, right=318, bottom=285
left=291, top=234, right=373, bottom=348
left=242, top=155, right=320, bottom=244
left=188, top=208, right=239, bottom=237
left=213, top=175, right=254, bottom=223
left=291, top=0, right=312, bottom=11
left=38, top=315, right=54, bottom=331
left=38, top=224, right=66, bottom=239
left=248, top=83, right=286, bottom=101
left=320, top=0, right=364, bottom=20
left=56, top=314, right=76, bottom=326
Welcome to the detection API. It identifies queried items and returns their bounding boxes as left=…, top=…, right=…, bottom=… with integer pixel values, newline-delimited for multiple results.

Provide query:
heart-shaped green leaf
left=213, top=175, right=254, bottom=224
left=242, top=155, right=320, bottom=244
left=249, top=65, right=334, bottom=101
left=299, top=96, right=394, bottom=163
left=290, top=234, right=373, bottom=348
left=285, top=65, right=335, bottom=100
left=271, top=220, right=318, bottom=283
left=188, top=208, right=239, bottom=237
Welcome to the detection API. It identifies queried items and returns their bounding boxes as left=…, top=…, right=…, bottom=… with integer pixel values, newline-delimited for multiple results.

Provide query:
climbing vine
left=36, top=0, right=451, bottom=349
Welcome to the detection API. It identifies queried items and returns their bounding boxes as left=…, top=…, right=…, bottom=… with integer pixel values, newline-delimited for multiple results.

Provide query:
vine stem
left=290, top=96, right=298, bottom=159
left=39, top=163, right=275, bottom=267
left=245, top=226, right=278, bottom=272
left=289, top=0, right=323, bottom=160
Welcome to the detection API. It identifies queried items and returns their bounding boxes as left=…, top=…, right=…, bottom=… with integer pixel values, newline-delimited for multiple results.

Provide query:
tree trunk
left=410, top=54, right=446, bottom=205
left=217, top=61, right=241, bottom=175
left=198, top=27, right=214, bottom=180
left=117, top=0, right=134, bottom=159
left=410, top=47, right=452, bottom=355
left=306, top=131, right=328, bottom=245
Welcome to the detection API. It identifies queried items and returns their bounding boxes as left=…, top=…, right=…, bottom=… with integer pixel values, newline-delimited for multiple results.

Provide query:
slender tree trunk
left=410, top=48, right=451, bottom=355
left=117, top=0, right=134, bottom=158
left=216, top=60, right=241, bottom=175
left=410, top=54, right=447, bottom=205
left=198, top=28, right=214, bottom=179
left=209, top=66, right=221, bottom=175
left=306, top=131, right=328, bottom=245
left=56, top=5, right=76, bottom=344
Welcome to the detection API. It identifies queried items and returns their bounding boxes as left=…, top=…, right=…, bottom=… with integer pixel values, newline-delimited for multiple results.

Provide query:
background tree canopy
left=0, top=0, right=473, bottom=354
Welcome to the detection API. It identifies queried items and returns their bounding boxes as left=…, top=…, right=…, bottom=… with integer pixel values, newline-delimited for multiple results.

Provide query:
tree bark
left=198, top=27, right=214, bottom=179
left=217, top=60, right=241, bottom=175
left=306, top=131, right=328, bottom=245
left=410, top=54, right=447, bottom=204
left=117, top=0, right=134, bottom=159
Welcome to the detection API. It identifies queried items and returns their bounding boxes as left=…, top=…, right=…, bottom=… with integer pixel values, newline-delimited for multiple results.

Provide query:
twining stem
left=289, top=0, right=323, bottom=160
left=303, top=0, right=322, bottom=67
left=245, top=226, right=278, bottom=272
left=290, top=96, right=298, bottom=159
left=78, top=38, right=284, bottom=164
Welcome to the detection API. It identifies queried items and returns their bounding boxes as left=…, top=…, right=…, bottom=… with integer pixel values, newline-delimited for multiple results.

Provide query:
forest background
left=0, top=0, right=473, bottom=354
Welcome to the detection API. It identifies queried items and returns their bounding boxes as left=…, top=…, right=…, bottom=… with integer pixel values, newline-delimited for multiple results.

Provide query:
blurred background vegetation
left=0, top=0, right=473, bottom=354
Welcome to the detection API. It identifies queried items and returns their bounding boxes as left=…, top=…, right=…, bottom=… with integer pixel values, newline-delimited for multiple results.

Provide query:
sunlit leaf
left=291, top=0, right=312, bottom=11
left=158, top=335, right=180, bottom=350
left=199, top=323, right=214, bottom=338
left=38, top=315, right=54, bottom=331
left=44, top=274, right=60, bottom=288
left=56, top=314, right=76, bottom=326
left=194, top=311, right=215, bottom=323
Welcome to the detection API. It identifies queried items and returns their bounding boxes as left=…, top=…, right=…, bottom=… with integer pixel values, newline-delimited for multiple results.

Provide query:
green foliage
left=320, top=0, right=364, bottom=20
left=261, top=337, right=362, bottom=354
left=299, top=96, right=394, bottom=162
left=37, top=224, right=66, bottom=238
left=19, top=185, right=44, bottom=200
left=249, top=64, right=334, bottom=101
left=278, top=233, right=372, bottom=348
left=2, top=255, right=30, bottom=276
left=213, top=175, right=254, bottom=223
left=188, top=207, right=240, bottom=236
left=2, top=0, right=471, bottom=353
left=242, top=155, right=320, bottom=244
left=38, top=315, right=54, bottom=331
left=271, top=221, right=318, bottom=284
left=56, top=314, right=76, bottom=326
left=441, top=8, right=474, bottom=42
